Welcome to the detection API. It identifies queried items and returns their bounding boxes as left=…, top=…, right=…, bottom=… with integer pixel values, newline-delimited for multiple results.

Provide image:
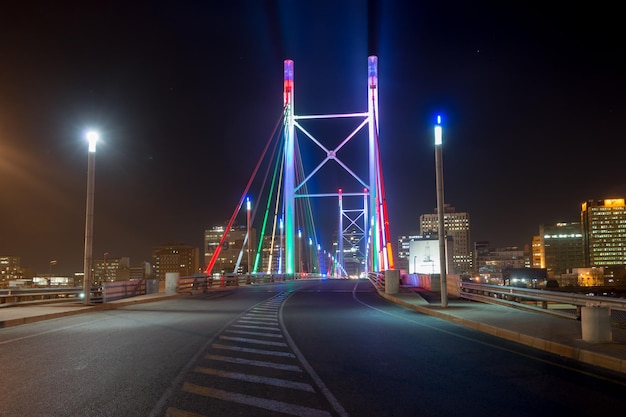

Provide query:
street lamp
left=83, top=129, right=99, bottom=304
left=298, top=229, right=302, bottom=274
left=434, top=116, right=448, bottom=308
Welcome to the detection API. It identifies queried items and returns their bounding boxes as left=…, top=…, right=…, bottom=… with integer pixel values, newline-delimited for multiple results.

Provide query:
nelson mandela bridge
left=204, top=57, right=434, bottom=280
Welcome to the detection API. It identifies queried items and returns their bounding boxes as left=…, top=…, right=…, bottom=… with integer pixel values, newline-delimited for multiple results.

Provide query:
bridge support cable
left=251, top=134, right=285, bottom=274
left=259, top=146, right=285, bottom=274
left=204, top=107, right=286, bottom=276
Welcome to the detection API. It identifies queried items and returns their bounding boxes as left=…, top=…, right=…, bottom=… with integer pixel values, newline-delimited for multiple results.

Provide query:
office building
left=474, top=244, right=525, bottom=284
left=0, top=256, right=21, bottom=284
left=531, top=235, right=542, bottom=269
left=539, top=222, right=584, bottom=277
left=581, top=199, right=626, bottom=267
left=420, top=204, right=471, bottom=273
left=205, top=225, right=255, bottom=275
left=153, top=243, right=200, bottom=280
left=396, top=233, right=420, bottom=272
left=93, top=256, right=130, bottom=284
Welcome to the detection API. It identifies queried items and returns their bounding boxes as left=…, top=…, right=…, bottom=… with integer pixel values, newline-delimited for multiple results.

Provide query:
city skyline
left=1, top=2, right=624, bottom=274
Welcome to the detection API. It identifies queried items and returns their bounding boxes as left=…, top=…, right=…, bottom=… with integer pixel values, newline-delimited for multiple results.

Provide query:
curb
left=379, top=290, right=626, bottom=375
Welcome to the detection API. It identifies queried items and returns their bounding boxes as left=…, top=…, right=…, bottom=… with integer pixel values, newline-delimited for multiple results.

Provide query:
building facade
left=93, top=256, right=131, bottom=284
left=204, top=225, right=254, bottom=275
left=0, top=256, right=21, bottom=285
left=474, top=244, right=526, bottom=284
left=420, top=204, right=471, bottom=274
left=581, top=199, right=626, bottom=267
left=396, top=234, right=420, bottom=272
left=152, top=243, right=200, bottom=280
left=539, top=222, right=584, bottom=277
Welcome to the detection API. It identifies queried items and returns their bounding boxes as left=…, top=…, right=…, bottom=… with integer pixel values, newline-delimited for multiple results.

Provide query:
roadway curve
left=1, top=279, right=625, bottom=416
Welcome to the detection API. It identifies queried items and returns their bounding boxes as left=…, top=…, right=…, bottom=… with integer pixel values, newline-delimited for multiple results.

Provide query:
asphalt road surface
left=1, top=278, right=625, bottom=417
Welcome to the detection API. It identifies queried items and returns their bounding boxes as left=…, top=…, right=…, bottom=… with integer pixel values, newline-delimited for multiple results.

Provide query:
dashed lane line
left=204, top=353, right=302, bottom=372
left=211, top=342, right=296, bottom=357
left=194, top=366, right=315, bottom=392
left=181, top=383, right=332, bottom=417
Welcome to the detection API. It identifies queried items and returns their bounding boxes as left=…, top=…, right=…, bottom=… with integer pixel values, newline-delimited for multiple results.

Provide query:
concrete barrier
left=581, top=306, right=612, bottom=343
left=165, top=272, right=179, bottom=295
left=385, top=270, right=399, bottom=294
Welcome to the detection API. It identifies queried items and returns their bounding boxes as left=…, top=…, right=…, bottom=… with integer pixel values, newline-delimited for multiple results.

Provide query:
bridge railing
left=367, top=272, right=385, bottom=291
left=459, top=281, right=626, bottom=319
left=1, top=279, right=158, bottom=307
left=176, top=273, right=321, bottom=294
left=0, top=287, right=83, bottom=307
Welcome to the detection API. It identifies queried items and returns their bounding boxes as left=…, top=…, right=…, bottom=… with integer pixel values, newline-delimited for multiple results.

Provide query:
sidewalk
left=2, top=287, right=626, bottom=376
left=0, top=292, right=181, bottom=328
left=380, top=287, right=626, bottom=375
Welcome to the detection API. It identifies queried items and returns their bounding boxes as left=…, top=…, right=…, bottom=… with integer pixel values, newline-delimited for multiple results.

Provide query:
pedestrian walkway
left=2, top=286, right=625, bottom=376
left=0, top=292, right=180, bottom=328
left=379, top=286, right=626, bottom=376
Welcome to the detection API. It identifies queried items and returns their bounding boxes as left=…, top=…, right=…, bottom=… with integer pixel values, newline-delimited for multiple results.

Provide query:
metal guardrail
left=367, top=272, right=385, bottom=290
left=0, top=287, right=83, bottom=307
left=176, top=273, right=317, bottom=294
left=460, top=281, right=626, bottom=319
left=1, top=279, right=157, bottom=307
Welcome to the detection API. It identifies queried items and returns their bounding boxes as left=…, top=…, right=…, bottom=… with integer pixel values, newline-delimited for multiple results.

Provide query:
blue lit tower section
left=283, top=60, right=295, bottom=274
left=367, top=56, right=380, bottom=273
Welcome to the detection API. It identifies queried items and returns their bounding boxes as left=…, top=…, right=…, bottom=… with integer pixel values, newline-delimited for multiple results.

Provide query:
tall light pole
left=103, top=252, right=109, bottom=284
left=434, top=116, right=448, bottom=307
left=298, top=229, right=302, bottom=274
left=83, top=129, right=99, bottom=304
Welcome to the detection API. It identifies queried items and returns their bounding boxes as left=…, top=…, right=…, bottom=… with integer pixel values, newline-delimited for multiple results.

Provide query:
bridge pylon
left=282, top=56, right=393, bottom=277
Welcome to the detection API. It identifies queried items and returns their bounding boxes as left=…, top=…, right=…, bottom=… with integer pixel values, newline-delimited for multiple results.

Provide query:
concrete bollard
left=385, top=270, right=399, bottom=295
left=145, top=279, right=159, bottom=294
left=165, top=272, right=180, bottom=295
left=581, top=306, right=612, bottom=343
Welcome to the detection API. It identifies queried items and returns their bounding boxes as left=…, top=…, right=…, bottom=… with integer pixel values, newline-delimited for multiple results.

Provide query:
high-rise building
left=0, top=256, right=21, bottom=284
left=539, top=222, right=584, bottom=277
left=204, top=225, right=254, bottom=275
left=581, top=199, right=626, bottom=267
left=420, top=204, right=471, bottom=273
left=93, top=256, right=130, bottom=284
left=152, top=243, right=199, bottom=280
left=474, top=244, right=525, bottom=284
left=531, top=235, right=542, bottom=269
left=396, top=233, right=420, bottom=272
left=129, top=262, right=153, bottom=280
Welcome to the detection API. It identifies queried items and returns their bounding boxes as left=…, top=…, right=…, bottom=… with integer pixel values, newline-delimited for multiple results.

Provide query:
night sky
left=1, top=1, right=624, bottom=274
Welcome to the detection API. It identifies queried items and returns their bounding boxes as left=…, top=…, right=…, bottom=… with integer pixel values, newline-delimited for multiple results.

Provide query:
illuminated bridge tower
left=282, top=56, right=393, bottom=275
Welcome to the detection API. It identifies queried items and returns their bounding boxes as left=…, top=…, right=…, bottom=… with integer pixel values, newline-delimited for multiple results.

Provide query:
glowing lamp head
left=86, top=130, right=99, bottom=153
left=434, top=116, right=442, bottom=146
left=246, top=197, right=251, bottom=211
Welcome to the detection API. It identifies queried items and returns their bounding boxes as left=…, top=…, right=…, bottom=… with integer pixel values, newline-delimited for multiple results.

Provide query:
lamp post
left=434, top=116, right=448, bottom=307
left=279, top=217, right=284, bottom=274
left=83, top=129, right=99, bottom=304
left=308, top=237, right=313, bottom=274
left=298, top=229, right=302, bottom=274
left=103, top=252, right=109, bottom=284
